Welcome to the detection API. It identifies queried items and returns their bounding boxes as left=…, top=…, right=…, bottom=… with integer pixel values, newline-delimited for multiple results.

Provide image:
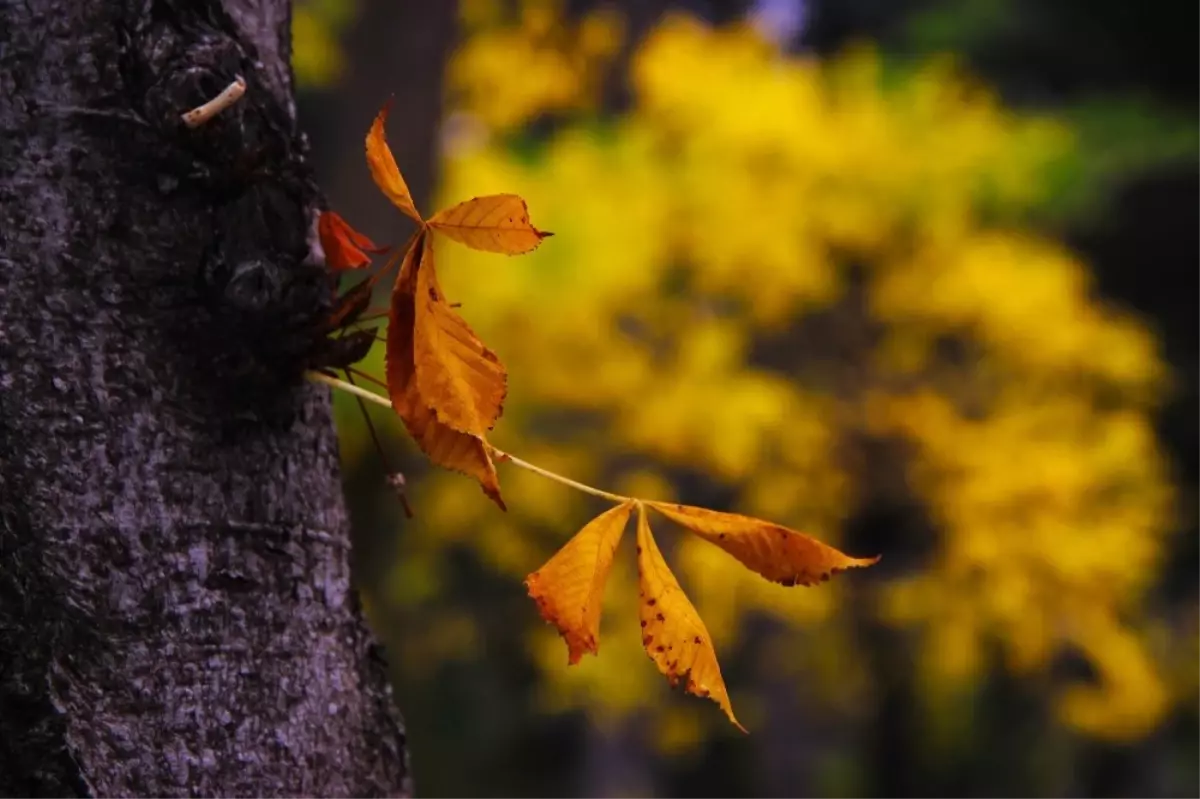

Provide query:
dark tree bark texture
left=0, top=1, right=410, bottom=795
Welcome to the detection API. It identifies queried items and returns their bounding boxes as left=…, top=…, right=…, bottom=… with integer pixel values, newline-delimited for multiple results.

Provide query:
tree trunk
left=0, top=1, right=410, bottom=795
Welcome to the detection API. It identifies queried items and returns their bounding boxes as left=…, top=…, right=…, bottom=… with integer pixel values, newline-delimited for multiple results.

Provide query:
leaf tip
left=365, top=96, right=423, bottom=223
left=711, top=695, right=747, bottom=733
left=843, top=553, right=881, bottom=572
left=372, top=94, right=396, bottom=126
left=565, top=636, right=597, bottom=666
left=527, top=573, right=596, bottom=666
left=486, top=487, right=508, bottom=512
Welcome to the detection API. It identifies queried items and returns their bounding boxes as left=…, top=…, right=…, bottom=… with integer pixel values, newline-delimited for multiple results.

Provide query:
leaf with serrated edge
left=386, top=230, right=504, bottom=508
left=648, top=502, right=879, bottom=586
left=413, top=236, right=507, bottom=434
left=428, top=194, right=551, bottom=255
left=366, top=101, right=423, bottom=224
left=637, top=505, right=745, bottom=732
left=526, top=502, right=634, bottom=664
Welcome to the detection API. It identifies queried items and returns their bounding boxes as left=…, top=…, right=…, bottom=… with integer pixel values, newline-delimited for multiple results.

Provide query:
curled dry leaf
left=386, top=230, right=504, bottom=508
left=318, top=210, right=387, bottom=271
left=637, top=505, right=745, bottom=732
left=366, top=101, right=423, bottom=224
left=428, top=194, right=552, bottom=255
left=413, top=237, right=507, bottom=433
left=648, top=502, right=880, bottom=586
left=526, top=501, right=634, bottom=664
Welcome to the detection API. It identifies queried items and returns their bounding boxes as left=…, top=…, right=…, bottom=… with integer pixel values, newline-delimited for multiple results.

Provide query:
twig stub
left=181, top=76, right=247, bottom=128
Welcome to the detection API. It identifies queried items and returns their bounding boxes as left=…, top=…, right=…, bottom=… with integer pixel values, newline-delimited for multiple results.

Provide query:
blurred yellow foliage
left=449, top=0, right=624, bottom=132
left=338, top=6, right=1180, bottom=746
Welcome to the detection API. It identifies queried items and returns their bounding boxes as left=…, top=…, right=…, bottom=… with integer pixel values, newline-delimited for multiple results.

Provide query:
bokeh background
left=295, top=1, right=1198, bottom=795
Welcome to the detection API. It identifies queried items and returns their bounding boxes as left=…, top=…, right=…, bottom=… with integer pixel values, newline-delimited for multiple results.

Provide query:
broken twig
left=181, top=76, right=247, bottom=128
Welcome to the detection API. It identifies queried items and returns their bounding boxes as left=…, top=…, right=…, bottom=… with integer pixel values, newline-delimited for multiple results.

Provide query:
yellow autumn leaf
left=386, top=230, right=504, bottom=508
left=525, top=501, right=634, bottom=664
left=637, top=504, right=745, bottom=732
left=648, top=502, right=879, bottom=586
left=428, top=194, right=551, bottom=254
left=366, top=101, right=423, bottom=224
left=414, top=236, right=508, bottom=433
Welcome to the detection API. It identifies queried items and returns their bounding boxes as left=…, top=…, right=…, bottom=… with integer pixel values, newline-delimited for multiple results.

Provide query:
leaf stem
left=309, top=369, right=392, bottom=409
left=488, top=447, right=631, bottom=505
left=305, top=370, right=632, bottom=506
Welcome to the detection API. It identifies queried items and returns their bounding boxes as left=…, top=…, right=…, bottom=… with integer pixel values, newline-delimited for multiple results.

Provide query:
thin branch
left=343, top=310, right=389, bottom=328
left=347, top=367, right=388, bottom=389
left=305, top=370, right=630, bottom=506
left=488, top=447, right=631, bottom=505
left=181, top=76, right=247, bottom=128
left=309, top=370, right=389, bottom=407
left=347, top=371, right=412, bottom=518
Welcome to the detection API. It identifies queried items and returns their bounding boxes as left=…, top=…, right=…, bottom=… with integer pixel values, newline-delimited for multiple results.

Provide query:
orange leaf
left=647, top=502, right=879, bottom=586
left=318, top=210, right=387, bottom=271
left=637, top=505, right=744, bottom=732
left=386, top=230, right=504, bottom=508
left=526, top=502, right=634, bottom=664
left=366, top=101, right=423, bottom=224
left=428, top=194, right=551, bottom=255
left=413, top=237, right=507, bottom=433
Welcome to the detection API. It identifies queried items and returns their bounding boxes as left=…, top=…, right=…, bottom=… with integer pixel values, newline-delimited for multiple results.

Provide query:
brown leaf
left=428, top=194, right=551, bottom=255
left=637, top=505, right=745, bottom=732
left=413, top=237, right=507, bottom=433
left=647, top=502, right=879, bottom=587
left=324, top=276, right=374, bottom=331
left=366, top=101, right=423, bottom=224
left=386, top=230, right=504, bottom=508
left=319, top=210, right=387, bottom=271
left=526, top=502, right=634, bottom=664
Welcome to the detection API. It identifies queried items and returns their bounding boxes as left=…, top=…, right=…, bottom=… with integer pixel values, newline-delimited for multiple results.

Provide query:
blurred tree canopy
left=296, top=0, right=1197, bottom=795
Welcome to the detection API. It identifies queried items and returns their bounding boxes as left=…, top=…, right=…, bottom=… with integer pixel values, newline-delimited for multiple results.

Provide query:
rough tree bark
left=0, top=1, right=410, bottom=795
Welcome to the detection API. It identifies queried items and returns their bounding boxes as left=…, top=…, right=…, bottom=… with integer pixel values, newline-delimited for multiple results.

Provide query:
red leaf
left=319, top=210, right=388, bottom=271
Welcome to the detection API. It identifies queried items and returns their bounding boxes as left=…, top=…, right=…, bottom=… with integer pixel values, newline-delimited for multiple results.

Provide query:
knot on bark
left=134, top=18, right=261, bottom=175
left=198, top=184, right=332, bottom=377
left=123, top=7, right=329, bottom=380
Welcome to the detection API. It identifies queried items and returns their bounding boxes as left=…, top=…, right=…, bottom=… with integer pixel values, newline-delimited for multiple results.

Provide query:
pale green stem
left=308, top=370, right=392, bottom=409
left=488, top=447, right=631, bottom=505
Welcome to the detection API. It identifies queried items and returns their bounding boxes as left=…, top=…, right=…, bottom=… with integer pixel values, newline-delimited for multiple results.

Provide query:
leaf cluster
left=314, top=101, right=878, bottom=729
